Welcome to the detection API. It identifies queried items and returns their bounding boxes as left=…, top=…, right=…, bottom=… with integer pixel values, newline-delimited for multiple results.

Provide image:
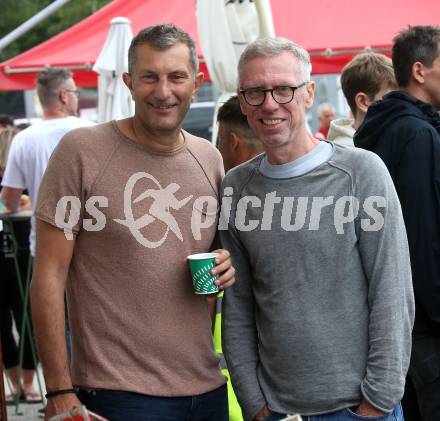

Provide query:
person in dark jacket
left=354, top=25, right=440, bottom=421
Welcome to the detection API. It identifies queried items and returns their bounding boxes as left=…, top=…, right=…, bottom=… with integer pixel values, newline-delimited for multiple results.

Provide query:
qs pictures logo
left=54, top=172, right=218, bottom=248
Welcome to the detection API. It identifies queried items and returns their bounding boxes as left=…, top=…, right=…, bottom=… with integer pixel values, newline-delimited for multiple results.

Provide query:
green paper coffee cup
left=187, top=252, right=220, bottom=294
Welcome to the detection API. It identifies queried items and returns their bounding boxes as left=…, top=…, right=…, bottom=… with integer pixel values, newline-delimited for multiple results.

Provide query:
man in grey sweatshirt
left=220, top=37, right=414, bottom=421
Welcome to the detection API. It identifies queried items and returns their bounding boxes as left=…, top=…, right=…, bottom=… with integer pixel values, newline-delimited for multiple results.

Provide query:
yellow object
left=213, top=291, right=243, bottom=421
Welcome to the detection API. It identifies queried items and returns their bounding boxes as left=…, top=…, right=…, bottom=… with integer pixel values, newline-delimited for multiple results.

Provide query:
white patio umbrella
left=196, top=0, right=275, bottom=143
left=93, top=16, right=134, bottom=123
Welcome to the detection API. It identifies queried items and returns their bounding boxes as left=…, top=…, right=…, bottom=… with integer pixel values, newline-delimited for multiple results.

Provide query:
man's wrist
left=254, top=405, right=271, bottom=421
left=356, top=399, right=385, bottom=416
left=45, top=388, right=77, bottom=399
left=44, top=377, right=74, bottom=393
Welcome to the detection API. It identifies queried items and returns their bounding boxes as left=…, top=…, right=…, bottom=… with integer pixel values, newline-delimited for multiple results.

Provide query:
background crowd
left=0, top=21, right=439, bottom=421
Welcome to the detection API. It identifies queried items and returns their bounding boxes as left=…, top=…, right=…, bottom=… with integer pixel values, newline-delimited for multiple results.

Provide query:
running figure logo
left=115, top=172, right=193, bottom=248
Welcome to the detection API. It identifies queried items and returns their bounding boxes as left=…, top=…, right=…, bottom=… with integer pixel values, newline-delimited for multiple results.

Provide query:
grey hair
left=317, top=102, right=336, bottom=116
left=128, top=24, right=199, bottom=74
left=238, top=37, right=312, bottom=83
left=36, top=68, right=73, bottom=107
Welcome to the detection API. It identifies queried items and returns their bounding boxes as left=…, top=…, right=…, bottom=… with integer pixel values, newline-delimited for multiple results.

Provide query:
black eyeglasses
left=65, top=89, right=79, bottom=98
left=239, top=82, right=308, bottom=106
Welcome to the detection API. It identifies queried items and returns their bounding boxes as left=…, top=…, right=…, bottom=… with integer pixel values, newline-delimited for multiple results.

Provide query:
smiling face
left=124, top=42, right=203, bottom=138
left=238, top=51, right=315, bottom=158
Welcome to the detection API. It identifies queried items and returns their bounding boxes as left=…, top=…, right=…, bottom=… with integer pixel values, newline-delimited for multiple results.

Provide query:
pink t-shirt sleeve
left=35, top=132, right=86, bottom=235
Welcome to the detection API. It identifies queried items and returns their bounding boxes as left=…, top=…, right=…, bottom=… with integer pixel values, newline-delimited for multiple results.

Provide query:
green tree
left=0, top=0, right=111, bottom=115
left=0, top=0, right=112, bottom=62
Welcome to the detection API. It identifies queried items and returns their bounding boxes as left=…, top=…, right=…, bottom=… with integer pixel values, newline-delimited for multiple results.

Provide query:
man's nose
left=261, top=91, right=279, bottom=112
left=155, top=78, right=171, bottom=99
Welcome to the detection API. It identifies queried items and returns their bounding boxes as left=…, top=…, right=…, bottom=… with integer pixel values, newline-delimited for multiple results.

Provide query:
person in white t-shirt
left=1, top=68, right=93, bottom=255
left=0, top=68, right=93, bottom=399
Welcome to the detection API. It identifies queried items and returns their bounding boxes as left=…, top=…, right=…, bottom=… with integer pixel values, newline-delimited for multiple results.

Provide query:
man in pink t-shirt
left=31, top=24, right=235, bottom=421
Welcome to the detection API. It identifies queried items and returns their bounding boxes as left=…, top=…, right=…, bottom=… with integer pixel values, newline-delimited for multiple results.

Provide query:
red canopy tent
left=1, top=0, right=439, bottom=90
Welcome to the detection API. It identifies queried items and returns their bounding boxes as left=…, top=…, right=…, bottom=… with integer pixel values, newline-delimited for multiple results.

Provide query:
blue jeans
left=77, top=384, right=228, bottom=421
left=265, top=403, right=404, bottom=421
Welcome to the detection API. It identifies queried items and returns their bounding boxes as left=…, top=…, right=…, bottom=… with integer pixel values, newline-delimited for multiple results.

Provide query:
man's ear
left=123, top=72, right=134, bottom=99
left=354, top=92, right=371, bottom=114
left=304, top=81, right=315, bottom=110
left=229, top=131, right=240, bottom=151
left=192, top=72, right=205, bottom=100
left=412, top=61, right=426, bottom=84
left=59, top=89, right=68, bottom=106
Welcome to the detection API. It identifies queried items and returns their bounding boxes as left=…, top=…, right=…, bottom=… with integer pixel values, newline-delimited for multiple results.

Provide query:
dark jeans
left=77, top=384, right=228, bottom=421
left=401, top=375, right=421, bottom=421
left=407, top=334, right=440, bottom=421
left=263, top=404, right=403, bottom=421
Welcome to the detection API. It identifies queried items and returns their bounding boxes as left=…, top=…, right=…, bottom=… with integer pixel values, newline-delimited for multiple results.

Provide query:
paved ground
left=7, top=402, right=44, bottom=421
left=4, top=367, right=45, bottom=421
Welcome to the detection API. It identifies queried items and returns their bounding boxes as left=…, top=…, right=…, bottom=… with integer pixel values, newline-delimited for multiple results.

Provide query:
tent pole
left=0, top=0, right=72, bottom=52
left=254, top=0, right=275, bottom=37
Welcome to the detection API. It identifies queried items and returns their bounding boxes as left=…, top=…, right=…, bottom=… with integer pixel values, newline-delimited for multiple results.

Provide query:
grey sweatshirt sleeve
left=354, top=152, right=415, bottom=412
left=220, top=183, right=266, bottom=421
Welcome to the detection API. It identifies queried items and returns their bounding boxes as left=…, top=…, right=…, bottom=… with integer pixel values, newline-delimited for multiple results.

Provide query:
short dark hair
left=0, top=114, right=13, bottom=127
left=36, top=68, right=73, bottom=107
left=128, top=24, right=198, bottom=74
left=341, top=53, right=396, bottom=117
left=217, top=96, right=260, bottom=146
left=392, top=25, right=440, bottom=87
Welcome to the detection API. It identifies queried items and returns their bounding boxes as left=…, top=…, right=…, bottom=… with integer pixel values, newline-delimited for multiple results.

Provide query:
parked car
left=182, top=101, right=215, bottom=142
